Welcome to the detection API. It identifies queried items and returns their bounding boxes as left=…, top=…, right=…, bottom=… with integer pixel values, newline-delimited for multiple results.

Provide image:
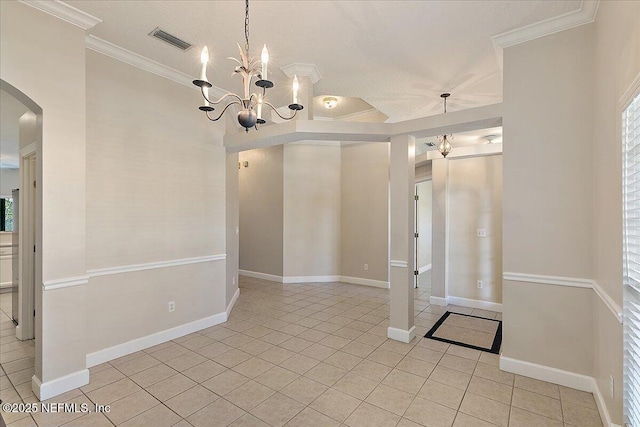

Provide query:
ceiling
left=68, top=0, right=581, bottom=122
left=0, top=90, right=29, bottom=169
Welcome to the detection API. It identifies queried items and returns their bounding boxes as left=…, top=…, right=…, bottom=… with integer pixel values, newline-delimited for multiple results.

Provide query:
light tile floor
left=0, top=278, right=603, bottom=426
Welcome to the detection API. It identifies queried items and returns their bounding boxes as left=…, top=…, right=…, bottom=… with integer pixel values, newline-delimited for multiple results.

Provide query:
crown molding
left=85, top=35, right=227, bottom=98
left=20, top=0, right=102, bottom=30
left=280, top=63, right=322, bottom=84
left=492, top=0, right=599, bottom=49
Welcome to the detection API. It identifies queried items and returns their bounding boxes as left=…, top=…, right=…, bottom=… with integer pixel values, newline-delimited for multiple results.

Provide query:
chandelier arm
left=263, top=101, right=298, bottom=121
left=201, top=87, right=243, bottom=106
left=205, top=101, right=241, bottom=122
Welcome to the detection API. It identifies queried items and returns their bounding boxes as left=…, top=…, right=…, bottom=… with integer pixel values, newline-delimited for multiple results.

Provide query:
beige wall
left=1, top=0, right=87, bottom=386
left=226, top=151, right=239, bottom=305
left=502, top=24, right=594, bottom=373
left=448, top=155, right=502, bottom=303
left=85, top=51, right=228, bottom=353
left=503, top=281, right=593, bottom=375
left=416, top=180, right=432, bottom=270
left=283, top=144, right=341, bottom=278
left=0, top=168, right=18, bottom=197
left=591, top=1, right=640, bottom=422
left=238, top=146, right=284, bottom=277
left=340, top=142, right=389, bottom=283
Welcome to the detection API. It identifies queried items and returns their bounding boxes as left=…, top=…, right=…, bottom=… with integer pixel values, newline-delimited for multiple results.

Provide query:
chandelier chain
left=244, top=0, right=250, bottom=53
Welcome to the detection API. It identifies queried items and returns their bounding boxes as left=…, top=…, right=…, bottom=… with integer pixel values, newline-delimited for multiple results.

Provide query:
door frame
left=16, top=142, right=35, bottom=341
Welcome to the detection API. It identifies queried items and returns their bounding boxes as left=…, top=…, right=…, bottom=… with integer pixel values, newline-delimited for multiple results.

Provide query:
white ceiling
left=416, top=126, right=503, bottom=155
left=68, top=0, right=581, bottom=122
left=0, top=90, right=29, bottom=169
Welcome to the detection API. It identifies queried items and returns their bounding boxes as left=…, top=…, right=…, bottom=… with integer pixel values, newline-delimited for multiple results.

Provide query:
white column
left=388, top=134, right=416, bottom=343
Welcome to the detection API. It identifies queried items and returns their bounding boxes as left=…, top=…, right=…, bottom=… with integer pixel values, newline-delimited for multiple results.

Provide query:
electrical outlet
left=477, top=228, right=487, bottom=237
left=168, top=301, right=175, bottom=312
left=233, top=276, right=236, bottom=285
left=364, top=264, right=369, bottom=271
left=477, top=280, right=483, bottom=289
left=610, top=375, right=615, bottom=399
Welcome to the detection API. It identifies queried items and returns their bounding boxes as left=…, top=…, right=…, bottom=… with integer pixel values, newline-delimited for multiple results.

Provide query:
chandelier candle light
left=192, top=0, right=303, bottom=132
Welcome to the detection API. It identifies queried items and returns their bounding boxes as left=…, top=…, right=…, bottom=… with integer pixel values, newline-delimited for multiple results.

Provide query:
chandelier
left=192, top=0, right=303, bottom=132
left=437, top=93, right=453, bottom=158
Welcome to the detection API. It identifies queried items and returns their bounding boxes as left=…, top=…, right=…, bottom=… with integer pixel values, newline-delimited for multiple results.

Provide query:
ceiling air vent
left=148, top=27, right=192, bottom=51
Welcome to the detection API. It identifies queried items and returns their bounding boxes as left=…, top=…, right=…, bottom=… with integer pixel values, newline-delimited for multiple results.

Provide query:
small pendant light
left=437, top=93, right=453, bottom=158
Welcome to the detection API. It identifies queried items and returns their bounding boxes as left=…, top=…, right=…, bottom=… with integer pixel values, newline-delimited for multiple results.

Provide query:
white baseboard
left=0, top=281, right=12, bottom=289
left=283, top=275, right=340, bottom=284
left=500, top=356, right=619, bottom=427
left=418, top=264, right=432, bottom=274
left=226, top=288, right=240, bottom=318
left=340, top=276, right=389, bottom=289
left=500, top=356, right=594, bottom=391
left=86, top=311, right=227, bottom=367
left=430, top=296, right=448, bottom=306
left=239, top=269, right=284, bottom=283
left=32, top=369, right=89, bottom=401
left=387, top=326, right=416, bottom=343
left=593, top=378, right=621, bottom=427
left=447, top=296, right=503, bottom=313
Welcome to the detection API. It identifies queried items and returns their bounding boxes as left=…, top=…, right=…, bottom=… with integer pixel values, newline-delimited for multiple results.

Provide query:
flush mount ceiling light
left=485, top=134, right=498, bottom=144
left=437, top=93, right=453, bottom=158
left=192, top=0, right=303, bottom=132
left=323, top=97, right=338, bottom=109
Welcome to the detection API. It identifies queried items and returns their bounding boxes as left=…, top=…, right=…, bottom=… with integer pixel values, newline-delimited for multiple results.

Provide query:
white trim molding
left=32, top=369, right=89, bottom=401
left=88, top=254, right=225, bottom=278
left=86, top=35, right=227, bottom=98
left=387, top=326, right=416, bottom=344
left=390, top=260, right=409, bottom=268
left=226, top=288, right=240, bottom=318
left=239, top=269, right=284, bottom=283
left=429, top=296, right=448, bottom=306
left=447, top=296, right=502, bottom=313
left=500, top=356, right=619, bottom=427
left=592, top=281, right=623, bottom=324
left=20, top=0, right=102, bottom=30
left=280, top=63, right=322, bottom=84
left=19, top=142, right=36, bottom=158
left=503, top=272, right=593, bottom=288
left=492, top=1, right=599, bottom=49
left=43, top=275, right=89, bottom=291
left=87, top=311, right=227, bottom=367
left=503, top=272, right=622, bottom=323
left=418, top=264, right=432, bottom=275
left=283, top=275, right=340, bottom=284
left=340, top=276, right=390, bottom=289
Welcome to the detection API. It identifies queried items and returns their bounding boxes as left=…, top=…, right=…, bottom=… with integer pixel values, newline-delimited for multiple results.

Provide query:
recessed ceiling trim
left=85, top=35, right=227, bottom=98
left=19, top=0, right=102, bottom=30
left=337, top=108, right=386, bottom=123
left=280, top=63, right=322, bottom=84
left=491, top=0, right=599, bottom=49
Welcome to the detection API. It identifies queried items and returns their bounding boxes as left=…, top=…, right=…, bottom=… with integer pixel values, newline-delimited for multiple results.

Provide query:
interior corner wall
left=226, top=150, right=239, bottom=306
left=416, top=180, right=432, bottom=271
left=340, top=142, right=389, bottom=284
left=283, top=144, right=341, bottom=279
left=1, top=0, right=87, bottom=388
left=447, top=155, right=502, bottom=304
left=238, top=146, right=284, bottom=277
left=85, top=50, right=227, bottom=354
left=502, top=24, right=594, bottom=375
left=592, top=1, right=640, bottom=423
